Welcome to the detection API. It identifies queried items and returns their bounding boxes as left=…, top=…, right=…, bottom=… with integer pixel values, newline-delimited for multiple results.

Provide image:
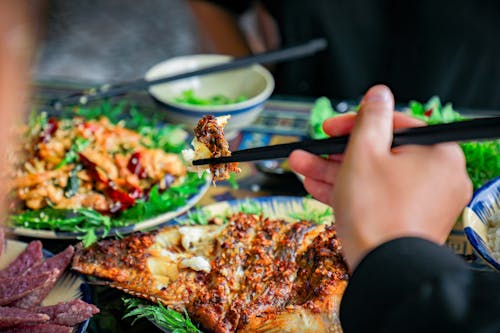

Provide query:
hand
left=289, top=85, right=473, bottom=270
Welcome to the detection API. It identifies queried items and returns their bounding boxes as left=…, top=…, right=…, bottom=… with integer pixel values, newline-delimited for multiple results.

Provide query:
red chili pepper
left=127, top=151, right=148, bottom=179
left=424, top=108, right=433, bottom=117
left=79, top=153, right=138, bottom=214
left=106, top=183, right=136, bottom=211
left=38, top=118, right=59, bottom=143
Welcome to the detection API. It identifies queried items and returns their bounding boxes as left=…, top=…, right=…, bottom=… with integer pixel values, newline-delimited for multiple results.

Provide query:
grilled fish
left=72, top=212, right=348, bottom=333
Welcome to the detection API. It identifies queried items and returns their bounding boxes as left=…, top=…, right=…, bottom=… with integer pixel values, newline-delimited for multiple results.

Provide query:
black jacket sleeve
left=340, top=237, right=500, bottom=333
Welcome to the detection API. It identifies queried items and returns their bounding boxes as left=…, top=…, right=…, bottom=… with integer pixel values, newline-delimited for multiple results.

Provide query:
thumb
left=348, top=85, right=395, bottom=155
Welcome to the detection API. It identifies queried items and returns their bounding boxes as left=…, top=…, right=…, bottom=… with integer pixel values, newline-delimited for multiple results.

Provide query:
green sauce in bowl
left=174, top=89, right=248, bottom=106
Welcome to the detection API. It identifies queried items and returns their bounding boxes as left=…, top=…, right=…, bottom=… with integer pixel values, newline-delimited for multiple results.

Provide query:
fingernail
left=363, top=85, right=391, bottom=103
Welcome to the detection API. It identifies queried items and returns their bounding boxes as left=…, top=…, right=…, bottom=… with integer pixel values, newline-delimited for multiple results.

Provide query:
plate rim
left=9, top=176, right=210, bottom=239
left=462, top=175, right=500, bottom=271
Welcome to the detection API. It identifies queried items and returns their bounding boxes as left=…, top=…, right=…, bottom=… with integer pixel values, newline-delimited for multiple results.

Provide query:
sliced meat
left=34, top=299, right=99, bottom=326
left=0, top=306, right=49, bottom=329
left=11, top=246, right=74, bottom=308
left=0, top=241, right=43, bottom=279
left=0, top=271, right=55, bottom=306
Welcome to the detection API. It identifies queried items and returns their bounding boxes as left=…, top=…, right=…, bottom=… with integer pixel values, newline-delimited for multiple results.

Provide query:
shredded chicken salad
left=8, top=102, right=208, bottom=245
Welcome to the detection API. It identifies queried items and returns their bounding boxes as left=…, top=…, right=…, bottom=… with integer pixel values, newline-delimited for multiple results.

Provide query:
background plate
left=10, top=177, right=210, bottom=240
left=0, top=239, right=93, bottom=333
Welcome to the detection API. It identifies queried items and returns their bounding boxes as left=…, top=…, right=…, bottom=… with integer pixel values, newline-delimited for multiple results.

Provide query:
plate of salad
left=308, top=96, right=500, bottom=190
left=8, top=100, right=210, bottom=246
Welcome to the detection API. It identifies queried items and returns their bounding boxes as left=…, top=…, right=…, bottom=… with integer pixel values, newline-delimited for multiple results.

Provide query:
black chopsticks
left=192, top=116, right=500, bottom=165
left=50, top=38, right=327, bottom=109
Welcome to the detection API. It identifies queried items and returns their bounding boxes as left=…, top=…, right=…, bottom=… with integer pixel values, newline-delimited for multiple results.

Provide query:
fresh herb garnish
left=123, top=298, right=201, bottom=333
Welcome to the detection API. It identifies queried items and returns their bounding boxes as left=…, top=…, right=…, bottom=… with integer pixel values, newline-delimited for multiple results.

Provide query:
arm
left=342, top=237, right=500, bottom=332
left=187, top=0, right=253, bottom=56
left=0, top=1, right=37, bottom=242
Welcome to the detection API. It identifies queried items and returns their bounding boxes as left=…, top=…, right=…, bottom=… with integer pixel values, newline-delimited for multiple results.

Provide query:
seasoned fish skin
left=72, top=214, right=348, bottom=333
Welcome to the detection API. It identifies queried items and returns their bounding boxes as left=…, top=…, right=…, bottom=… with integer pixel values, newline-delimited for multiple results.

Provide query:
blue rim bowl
left=462, top=176, right=500, bottom=272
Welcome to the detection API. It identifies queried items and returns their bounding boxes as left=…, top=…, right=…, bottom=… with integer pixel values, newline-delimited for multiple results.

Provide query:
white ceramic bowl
left=462, top=176, right=500, bottom=272
left=145, top=54, right=275, bottom=139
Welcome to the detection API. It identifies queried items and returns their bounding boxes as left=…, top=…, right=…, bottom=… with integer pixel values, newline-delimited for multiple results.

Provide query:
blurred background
left=35, top=0, right=200, bottom=83
left=35, top=0, right=260, bottom=84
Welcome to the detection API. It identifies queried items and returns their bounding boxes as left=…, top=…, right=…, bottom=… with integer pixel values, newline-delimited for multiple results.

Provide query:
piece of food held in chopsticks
left=182, top=115, right=241, bottom=182
left=72, top=210, right=348, bottom=333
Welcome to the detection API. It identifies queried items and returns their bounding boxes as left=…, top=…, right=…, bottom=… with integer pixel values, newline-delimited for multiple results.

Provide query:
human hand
left=289, top=85, right=473, bottom=270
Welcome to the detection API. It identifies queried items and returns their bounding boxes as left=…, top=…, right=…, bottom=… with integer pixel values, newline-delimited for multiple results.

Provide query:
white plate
left=0, top=239, right=92, bottom=333
left=10, top=177, right=210, bottom=240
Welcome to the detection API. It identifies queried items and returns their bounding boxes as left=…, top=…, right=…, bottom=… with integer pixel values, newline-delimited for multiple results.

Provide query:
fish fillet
left=72, top=212, right=348, bottom=333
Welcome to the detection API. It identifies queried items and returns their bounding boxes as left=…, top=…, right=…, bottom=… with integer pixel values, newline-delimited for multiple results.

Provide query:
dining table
left=15, top=80, right=493, bottom=333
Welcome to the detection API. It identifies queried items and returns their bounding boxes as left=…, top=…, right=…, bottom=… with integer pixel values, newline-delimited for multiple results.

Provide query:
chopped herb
left=64, top=165, right=82, bottom=198
left=56, top=137, right=89, bottom=169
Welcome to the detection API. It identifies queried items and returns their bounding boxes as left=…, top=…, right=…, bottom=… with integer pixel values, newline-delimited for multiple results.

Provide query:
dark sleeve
left=340, top=237, right=500, bottom=333
left=190, top=0, right=253, bottom=15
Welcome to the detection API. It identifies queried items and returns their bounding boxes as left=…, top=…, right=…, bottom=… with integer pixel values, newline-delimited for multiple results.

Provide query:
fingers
left=303, top=177, right=334, bottom=205
left=323, top=111, right=424, bottom=138
left=342, top=85, right=395, bottom=156
left=289, top=150, right=341, bottom=185
left=322, top=113, right=357, bottom=137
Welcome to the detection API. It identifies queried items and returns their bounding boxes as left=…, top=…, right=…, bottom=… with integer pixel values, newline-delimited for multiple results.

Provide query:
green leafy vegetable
left=123, top=298, right=201, bottom=333
left=309, top=97, right=340, bottom=139
left=174, top=89, right=248, bottom=106
left=407, top=97, right=500, bottom=190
